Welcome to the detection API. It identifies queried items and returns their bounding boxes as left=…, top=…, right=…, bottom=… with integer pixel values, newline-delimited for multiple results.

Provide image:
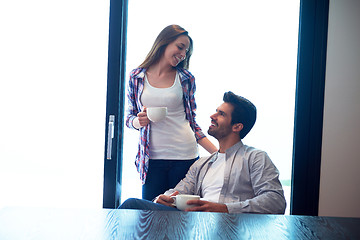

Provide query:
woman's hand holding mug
left=137, top=107, right=150, bottom=127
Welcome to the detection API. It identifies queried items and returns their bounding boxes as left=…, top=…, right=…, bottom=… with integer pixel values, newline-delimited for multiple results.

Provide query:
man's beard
left=208, top=126, right=232, bottom=140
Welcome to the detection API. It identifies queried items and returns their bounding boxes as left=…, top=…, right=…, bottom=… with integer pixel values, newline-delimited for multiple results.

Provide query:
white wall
left=0, top=0, right=108, bottom=209
left=319, top=0, right=360, bottom=217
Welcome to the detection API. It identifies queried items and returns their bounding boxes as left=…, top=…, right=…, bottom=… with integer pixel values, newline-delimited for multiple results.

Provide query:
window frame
left=103, top=0, right=330, bottom=215
left=102, top=0, right=128, bottom=208
left=291, top=0, right=329, bottom=215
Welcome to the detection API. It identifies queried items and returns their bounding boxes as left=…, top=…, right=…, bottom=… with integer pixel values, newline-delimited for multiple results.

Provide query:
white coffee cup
left=147, top=107, right=167, bottom=122
left=170, top=194, right=200, bottom=211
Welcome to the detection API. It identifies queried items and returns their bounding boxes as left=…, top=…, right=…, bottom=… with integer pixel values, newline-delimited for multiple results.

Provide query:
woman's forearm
left=198, top=137, right=218, bottom=154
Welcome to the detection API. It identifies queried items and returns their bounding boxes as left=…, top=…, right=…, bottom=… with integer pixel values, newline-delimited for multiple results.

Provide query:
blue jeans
left=119, top=198, right=179, bottom=211
left=142, top=158, right=198, bottom=201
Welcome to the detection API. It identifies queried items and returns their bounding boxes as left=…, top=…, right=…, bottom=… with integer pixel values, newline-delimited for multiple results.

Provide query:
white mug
left=171, top=194, right=200, bottom=211
left=146, top=107, right=167, bottom=122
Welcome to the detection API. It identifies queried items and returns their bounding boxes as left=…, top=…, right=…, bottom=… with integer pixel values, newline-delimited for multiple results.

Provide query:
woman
left=126, top=24, right=217, bottom=201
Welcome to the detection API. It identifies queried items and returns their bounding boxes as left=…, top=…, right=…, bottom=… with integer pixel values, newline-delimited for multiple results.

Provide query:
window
left=120, top=0, right=300, bottom=215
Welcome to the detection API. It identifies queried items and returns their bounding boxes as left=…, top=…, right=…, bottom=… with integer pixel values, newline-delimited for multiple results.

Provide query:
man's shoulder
left=238, top=144, right=270, bottom=162
left=242, top=144, right=267, bottom=154
left=238, top=144, right=277, bottom=170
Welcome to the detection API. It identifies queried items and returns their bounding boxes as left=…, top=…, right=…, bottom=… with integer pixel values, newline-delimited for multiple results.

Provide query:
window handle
left=106, top=115, right=115, bottom=160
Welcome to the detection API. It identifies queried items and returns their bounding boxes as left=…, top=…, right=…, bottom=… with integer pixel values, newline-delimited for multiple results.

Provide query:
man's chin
left=207, top=129, right=215, bottom=137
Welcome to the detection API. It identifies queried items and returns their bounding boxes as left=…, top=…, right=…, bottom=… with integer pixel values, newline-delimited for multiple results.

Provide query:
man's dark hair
left=223, top=91, right=257, bottom=139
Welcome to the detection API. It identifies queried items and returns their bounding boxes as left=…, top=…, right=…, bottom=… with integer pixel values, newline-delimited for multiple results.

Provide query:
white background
left=0, top=0, right=109, bottom=209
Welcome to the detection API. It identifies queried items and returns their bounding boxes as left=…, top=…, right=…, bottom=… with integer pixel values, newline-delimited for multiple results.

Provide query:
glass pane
left=122, top=0, right=299, bottom=214
left=0, top=0, right=109, bottom=208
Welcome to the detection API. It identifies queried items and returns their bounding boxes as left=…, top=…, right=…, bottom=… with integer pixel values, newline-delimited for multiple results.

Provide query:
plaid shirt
left=125, top=67, right=205, bottom=184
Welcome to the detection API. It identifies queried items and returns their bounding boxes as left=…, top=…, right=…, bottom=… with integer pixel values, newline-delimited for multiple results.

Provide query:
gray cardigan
left=164, top=141, right=286, bottom=214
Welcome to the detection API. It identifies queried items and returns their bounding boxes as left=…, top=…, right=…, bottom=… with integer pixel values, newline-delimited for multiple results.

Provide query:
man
left=120, top=91, right=286, bottom=214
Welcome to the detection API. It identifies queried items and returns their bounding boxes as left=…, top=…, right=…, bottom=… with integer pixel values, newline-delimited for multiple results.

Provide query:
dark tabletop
left=0, top=207, right=359, bottom=239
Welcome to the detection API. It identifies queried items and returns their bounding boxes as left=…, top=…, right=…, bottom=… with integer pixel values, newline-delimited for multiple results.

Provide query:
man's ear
left=232, top=123, right=243, bottom=133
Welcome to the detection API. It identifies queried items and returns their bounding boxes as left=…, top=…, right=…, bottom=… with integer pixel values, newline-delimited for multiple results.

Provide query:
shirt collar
left=209, top=152, right=219, bottom=163
left=209, top=141, right=243, bottom=163
left=135, top=68, right=147, bottom=79
left=176, top=68, right=190, bottom=82
left=225, top=141, right=243, bottom=155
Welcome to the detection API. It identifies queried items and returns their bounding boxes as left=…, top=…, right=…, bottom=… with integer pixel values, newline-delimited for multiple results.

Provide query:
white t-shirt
left=141, top=71, right=198, bottom=160
left=201, top=152, right=226, bottom=202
